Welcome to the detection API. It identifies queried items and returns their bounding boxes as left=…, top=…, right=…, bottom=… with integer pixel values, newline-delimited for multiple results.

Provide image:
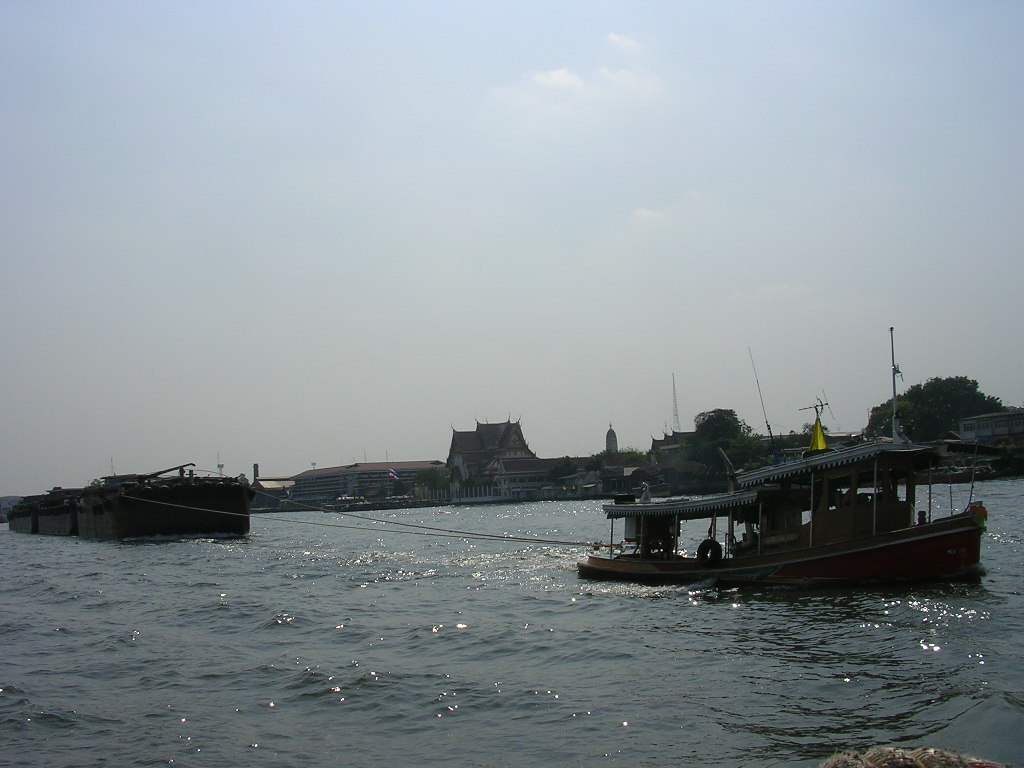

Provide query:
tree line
left=582, top=375, right=1015, bottom=478
left=414, top=375, right=1015, bottom=489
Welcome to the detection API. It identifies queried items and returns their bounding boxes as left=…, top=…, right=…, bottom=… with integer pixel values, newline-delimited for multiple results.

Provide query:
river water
left=2, top=479, right=1022, bottom=767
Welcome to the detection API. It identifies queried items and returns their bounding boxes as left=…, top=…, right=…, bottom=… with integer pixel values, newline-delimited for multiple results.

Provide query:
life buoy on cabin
left=696, top=538, right=723, bottom=566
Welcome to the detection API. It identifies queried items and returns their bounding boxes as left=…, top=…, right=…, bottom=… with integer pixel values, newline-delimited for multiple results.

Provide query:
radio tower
left=672, top=373, right=681, bottom=433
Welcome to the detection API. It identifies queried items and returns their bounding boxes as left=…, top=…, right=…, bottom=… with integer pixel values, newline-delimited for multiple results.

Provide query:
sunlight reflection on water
left=2, top=480, right=1022, bottom=767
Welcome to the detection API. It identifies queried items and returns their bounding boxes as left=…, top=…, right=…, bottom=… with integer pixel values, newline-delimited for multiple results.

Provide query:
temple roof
left=448, top=420, right=535, bottom=459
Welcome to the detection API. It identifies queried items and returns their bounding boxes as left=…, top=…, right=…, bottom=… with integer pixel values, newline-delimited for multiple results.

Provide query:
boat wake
left=683, top=576, right=719, bottom=594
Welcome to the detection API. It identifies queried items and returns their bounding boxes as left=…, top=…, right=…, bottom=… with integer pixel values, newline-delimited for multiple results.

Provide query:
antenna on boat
left=799, top=397, right=828, bottom=419
left=890, top=327, right=909, bottom=445
left=748, top=348, right=779, bottom=461
left=821, top=390, right=837, bottom=425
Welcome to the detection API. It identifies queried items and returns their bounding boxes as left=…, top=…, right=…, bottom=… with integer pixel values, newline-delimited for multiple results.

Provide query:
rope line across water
left=119, top=491, right=598, bottom=548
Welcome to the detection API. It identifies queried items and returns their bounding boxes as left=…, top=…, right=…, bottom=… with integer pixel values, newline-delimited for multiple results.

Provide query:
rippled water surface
left=3, top=479, right=1022, bottom=767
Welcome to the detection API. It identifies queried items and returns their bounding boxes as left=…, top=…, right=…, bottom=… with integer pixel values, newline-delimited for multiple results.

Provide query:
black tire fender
left=696, top=538, right=723, bottom=566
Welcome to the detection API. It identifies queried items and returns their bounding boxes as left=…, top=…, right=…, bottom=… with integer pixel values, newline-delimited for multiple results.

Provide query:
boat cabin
left=604, top=442, right=972, bottom=563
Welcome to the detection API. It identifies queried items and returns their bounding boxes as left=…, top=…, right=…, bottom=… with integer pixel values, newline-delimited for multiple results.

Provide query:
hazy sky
left=3, top=2, right=1022, bottom=495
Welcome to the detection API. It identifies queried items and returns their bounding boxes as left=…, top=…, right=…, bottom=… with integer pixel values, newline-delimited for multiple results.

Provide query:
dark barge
left=7, top=463, right=252, bottom=540
left=7, top=487, right=82, bottom=536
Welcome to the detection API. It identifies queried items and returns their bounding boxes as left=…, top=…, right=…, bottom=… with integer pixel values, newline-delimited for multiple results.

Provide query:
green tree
left=728, top=431, right=770, bottom=469
left=414, top=468, right=448, bottom=491
left=695, top=409, right=750, bottom=440
left=687, top=409, right=763, bottom=470
left=592, top=448, right=648, bottom=468
left=865, top=376, right=1004, bottom=441
left=549, top=456, right=578, bottom=481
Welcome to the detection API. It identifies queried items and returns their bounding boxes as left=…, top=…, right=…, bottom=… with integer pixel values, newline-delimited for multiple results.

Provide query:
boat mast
left=749, top=348, right=779, bottom=460
left=889, top=327, right=908, bottom=445
left=672, top=373, right=681, bottom=433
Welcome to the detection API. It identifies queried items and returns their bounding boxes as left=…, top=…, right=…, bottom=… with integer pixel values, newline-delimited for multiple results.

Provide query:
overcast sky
left=2, top=2, right=1022, bottom=494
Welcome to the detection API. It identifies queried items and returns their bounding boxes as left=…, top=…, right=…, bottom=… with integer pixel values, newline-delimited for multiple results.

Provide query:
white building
left=289, top=460, right=446, bottom=507
left=959, top=408, right=1024, bottom=447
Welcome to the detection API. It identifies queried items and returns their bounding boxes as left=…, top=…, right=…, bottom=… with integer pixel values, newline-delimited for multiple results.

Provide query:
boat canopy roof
left=736, top=442, right=933, bottom=488
left=603, top=488, right=762, bottom=519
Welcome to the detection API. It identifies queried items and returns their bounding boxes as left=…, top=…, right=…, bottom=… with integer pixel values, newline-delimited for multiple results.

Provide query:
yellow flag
left=809, top=417, right=827, bottom=451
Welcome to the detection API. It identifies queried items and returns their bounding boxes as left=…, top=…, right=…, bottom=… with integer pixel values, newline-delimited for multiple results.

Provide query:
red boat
left=580, top=331, right=989, bottom=588
left=579, top=439, right=987, bottom=587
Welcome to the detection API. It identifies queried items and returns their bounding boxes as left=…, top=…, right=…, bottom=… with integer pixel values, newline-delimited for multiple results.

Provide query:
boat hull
left=6, top=503, right=38, bottom=534
left=578, top=514, right=983, bottom=587
left=8, top=491, right=80, bottom=536
left=77, top=478, right=252, bottom=540
left=36, top=505, right=79, bottom=536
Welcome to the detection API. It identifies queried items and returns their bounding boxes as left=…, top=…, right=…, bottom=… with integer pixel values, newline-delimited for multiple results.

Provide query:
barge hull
left=78, top=481, right=251, bottom=540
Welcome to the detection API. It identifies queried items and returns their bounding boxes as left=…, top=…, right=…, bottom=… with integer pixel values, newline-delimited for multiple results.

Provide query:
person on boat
left=639, top=482, right=651, bottom=503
